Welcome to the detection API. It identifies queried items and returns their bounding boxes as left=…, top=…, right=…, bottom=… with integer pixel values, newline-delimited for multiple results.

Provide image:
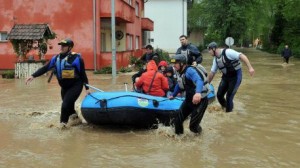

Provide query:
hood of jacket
left=146, top=60, right=158, bottom=71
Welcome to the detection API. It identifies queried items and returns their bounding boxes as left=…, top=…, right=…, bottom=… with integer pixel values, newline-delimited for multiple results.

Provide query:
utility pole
left=111, top=0, right=117, bottom=78
left=93, top=0, right=97, bottom=71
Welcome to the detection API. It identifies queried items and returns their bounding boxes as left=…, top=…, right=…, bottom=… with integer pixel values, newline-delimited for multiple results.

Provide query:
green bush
left=154, top=48, right=170, bottom=62
left=93, top=66, right=112, bottom=74
left=197, top=44, right=205, bottom=52
left=2, top=70, right=15, bottom=79
left=129, top=55, right=138, bottom=65
left=119, top=67, right=132, bottom=73
left=129, top=55, right=143, bottom=70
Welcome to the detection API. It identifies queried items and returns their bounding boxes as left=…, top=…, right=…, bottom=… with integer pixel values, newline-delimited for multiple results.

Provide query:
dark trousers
left=217, top=70, right=242, bottom=112
left=60, top=82, right=83, bottom=123
left=174, top=97, right=208, bottom=135
left=283, top=57, right=290, bottom=64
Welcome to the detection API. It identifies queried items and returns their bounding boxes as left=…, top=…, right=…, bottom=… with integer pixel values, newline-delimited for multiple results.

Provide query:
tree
left=270, top=0, right=286, bottom=47
left=188, top=0, right=258, bottom=46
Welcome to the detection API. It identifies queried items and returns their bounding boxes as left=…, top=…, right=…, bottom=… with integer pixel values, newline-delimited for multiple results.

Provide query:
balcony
left=141, top=18, right=154, bottom=31
left=100, top=0, right=135, bottom=23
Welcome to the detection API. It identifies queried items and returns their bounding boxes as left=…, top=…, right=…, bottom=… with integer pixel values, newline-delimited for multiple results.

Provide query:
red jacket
left=135, top=60, right=169, bottom=96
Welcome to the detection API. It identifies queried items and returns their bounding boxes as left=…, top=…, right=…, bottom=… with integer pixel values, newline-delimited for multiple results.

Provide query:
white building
left=144, top=0, right=188, bottom=53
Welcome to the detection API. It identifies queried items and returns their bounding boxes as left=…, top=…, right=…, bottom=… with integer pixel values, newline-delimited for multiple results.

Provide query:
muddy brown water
left=0, top=48, right=299, bottom=167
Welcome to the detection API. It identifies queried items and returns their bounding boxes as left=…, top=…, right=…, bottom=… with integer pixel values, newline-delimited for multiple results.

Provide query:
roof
left=8, top=24, right=53, bottom=40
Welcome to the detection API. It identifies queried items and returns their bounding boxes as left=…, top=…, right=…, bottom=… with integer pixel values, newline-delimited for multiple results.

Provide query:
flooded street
left=0, top=48, right=299, bottom=167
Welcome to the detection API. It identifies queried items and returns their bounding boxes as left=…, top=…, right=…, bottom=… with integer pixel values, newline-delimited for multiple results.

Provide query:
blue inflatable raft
left=81, top=84, right=215, bottom=127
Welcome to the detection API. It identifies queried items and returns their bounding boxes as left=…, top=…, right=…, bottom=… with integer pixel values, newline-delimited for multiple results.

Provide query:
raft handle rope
left=84, top=83, right=183, bottom=108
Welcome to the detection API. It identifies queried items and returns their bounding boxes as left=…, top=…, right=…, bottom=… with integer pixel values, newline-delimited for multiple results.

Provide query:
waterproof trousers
left=60, top=81, right=83, bottom=123
left=174, top=97, right=208, bottom=135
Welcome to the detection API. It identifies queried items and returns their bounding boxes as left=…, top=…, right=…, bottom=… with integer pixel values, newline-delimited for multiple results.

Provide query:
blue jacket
left=172, top=67, right=204, bottom=99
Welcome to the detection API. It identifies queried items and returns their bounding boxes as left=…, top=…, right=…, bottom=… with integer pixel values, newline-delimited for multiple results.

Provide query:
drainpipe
left=93, top=0, right=97, bottom=71
left=111, top=0, right=117, bottom=78
left=182, top=0, right=184, bottom=35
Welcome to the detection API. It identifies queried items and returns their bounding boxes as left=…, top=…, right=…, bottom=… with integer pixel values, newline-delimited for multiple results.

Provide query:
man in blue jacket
left=25, top=38, right=90, bottom=128
left=176, top=35, right=202, bottom=65
left=281, top=45, right=292, bottom=64
left=169, top=54, right=209, bottom=135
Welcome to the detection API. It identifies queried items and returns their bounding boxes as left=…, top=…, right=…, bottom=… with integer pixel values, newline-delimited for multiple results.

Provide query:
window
left=135, top=2, right=139, bottom=16
left=127, top=34, right=133, bottom=50
left=124, top=0, right=132, bottom=5
left=101, top=32, right=106, bottom=52
left=135, top=36, right=139, bottom=49
left=0, top=32, right=8, bottom=41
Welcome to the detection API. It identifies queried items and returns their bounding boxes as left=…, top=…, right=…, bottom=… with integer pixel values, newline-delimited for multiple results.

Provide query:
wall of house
left=0, top=0, right=94, bottom=69
left=0, top=0, right=149, bottom=70
left=144, top=0, right=187, bottom=53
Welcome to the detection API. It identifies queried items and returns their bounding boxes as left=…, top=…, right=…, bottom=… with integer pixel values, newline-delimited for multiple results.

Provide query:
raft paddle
left=84, top=84, right=104, bottom=92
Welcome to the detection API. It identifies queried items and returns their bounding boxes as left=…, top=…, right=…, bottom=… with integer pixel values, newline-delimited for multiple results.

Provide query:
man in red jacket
left=135, top=60, right=169, bottom=97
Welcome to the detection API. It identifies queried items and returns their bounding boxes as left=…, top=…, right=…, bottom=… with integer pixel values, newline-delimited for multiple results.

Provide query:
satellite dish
left=116, top=30, right=124, bottom=40
left=225, top=37, right=234, bottom=47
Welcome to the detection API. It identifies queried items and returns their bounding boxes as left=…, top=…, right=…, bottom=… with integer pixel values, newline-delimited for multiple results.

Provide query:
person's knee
left=217, top=90, right=224, bottom=98
left=61, top=100, right=74, bottom=111
left=217, top=92, right=226, bottom=103
left=61, top=102, right=68, bottom=111
left=135, top=77, right=140, bottom=83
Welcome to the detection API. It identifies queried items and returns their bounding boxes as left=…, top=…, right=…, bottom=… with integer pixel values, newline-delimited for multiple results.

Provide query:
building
left=0, top=0, right=153, bottom=70
left=144, top=0, right=187, bottom=53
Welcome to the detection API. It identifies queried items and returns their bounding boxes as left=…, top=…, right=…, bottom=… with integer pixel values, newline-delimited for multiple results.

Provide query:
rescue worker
left=207, top=42, right=255, bottom=112
left=169, top=54, right=209, bottom=135
left=176, top=35, right=202, bottom=65
left=25, top=38, right=90, bottom=128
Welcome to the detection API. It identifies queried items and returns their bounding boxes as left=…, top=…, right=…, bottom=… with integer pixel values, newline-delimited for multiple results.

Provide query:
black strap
left=146, top=71, right=158, bottom=94
left=47, top=54, right=60, bottom=83
left=47, top=70, right=54, bottom=83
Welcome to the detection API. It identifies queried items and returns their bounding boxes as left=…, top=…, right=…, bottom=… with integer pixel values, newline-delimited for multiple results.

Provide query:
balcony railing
left=141, top=18, right=154, bottom=31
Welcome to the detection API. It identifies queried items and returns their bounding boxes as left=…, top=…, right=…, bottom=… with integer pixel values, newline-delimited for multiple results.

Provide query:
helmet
left=207, top=42, right=218, bottom=50
left=170, top=54, right=187, bottom=64
left=166, top=66, right=174, bottom=74
left=58, top=38, right=74, bottom=47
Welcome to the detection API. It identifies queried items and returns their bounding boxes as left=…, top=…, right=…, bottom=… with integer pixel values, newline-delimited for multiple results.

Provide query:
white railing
left=15, top=62, right=44, bottom=78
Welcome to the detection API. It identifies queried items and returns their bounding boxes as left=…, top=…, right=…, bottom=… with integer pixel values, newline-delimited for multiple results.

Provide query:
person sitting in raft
left=135, top=60, right=169, bottom=97
left=165, top=66, right=177, bottom=96
left=158, top=60, right=168, bottom=75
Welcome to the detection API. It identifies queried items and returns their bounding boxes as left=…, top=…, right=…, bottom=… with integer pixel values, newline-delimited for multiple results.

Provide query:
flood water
left=0, top=48, right=299, bottom=167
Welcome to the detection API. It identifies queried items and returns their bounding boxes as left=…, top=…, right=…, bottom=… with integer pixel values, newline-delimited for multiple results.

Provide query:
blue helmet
left=207, top=42, right=218, bottom=50
left=58, top=38, right=74, bottom=47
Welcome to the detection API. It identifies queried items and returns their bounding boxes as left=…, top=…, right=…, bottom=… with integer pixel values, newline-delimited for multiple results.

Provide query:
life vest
left=177, top=65, right=210, bottom=98
left=180, top=48, right=195, bottom=65
left=48, top=52, right=81, bottom=80
left=216, top=49, right=241, bottom=77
